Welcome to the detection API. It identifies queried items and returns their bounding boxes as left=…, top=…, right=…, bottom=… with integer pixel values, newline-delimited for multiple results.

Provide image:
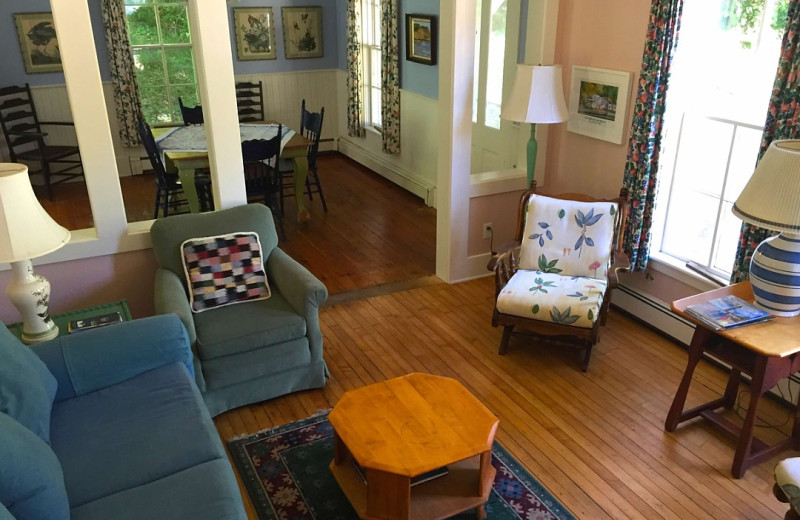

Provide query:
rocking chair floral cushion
left=489, top=182, right=630, bottom=371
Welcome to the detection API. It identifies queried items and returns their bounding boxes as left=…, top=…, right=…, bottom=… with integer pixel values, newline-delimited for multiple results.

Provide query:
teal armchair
left=150, top=204, right=328, bottom=416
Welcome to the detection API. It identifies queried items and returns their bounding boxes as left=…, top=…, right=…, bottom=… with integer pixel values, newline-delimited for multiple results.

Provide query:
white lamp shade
left=732, top=140, right=800, bottom=233
left=501, top=64, right=569, bottom=124
left=0, top=163, right=70, bottom=263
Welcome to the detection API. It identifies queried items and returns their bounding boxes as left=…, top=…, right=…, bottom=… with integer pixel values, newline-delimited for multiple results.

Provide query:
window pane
left=132, top=48, right=166, bottom=86
left=158, top=5, right=190, bottom=44
left=370, top=48, right=381, bottom=86
left=661, top=191, right=718, bottom=265
left=723, top=125, right=762, bottom=201
left=672, top=116, right=733, bottom=198
left=371, top=87, right=382, bottom=127
left=712, top=201, right=741, bottom=274
left=139, top=85, right=171, bottom=124
left=484, top=0, right=507, bottom=129
left=126, top=6, right=159, bottom=45
left=472, top=0, right=481, bottom=124
left=165, top=47, right=195, bottom=84
left=171, top=84, right=199, bottom=108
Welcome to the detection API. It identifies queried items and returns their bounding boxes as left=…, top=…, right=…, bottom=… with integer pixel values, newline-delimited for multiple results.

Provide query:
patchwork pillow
left=181, top=232, right=271, bottom=313
left=0, top=322, right=57, bottom=444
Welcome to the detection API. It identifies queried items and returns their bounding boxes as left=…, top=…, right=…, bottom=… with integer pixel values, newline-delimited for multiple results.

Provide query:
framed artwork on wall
left=233, top=6, right=277, bottom=61
left=567, top=66, right=632, bottom=144
left=14, top=12, right=62, bottom=74
left=406, top=14, right=436, bottom=65
left=281, top=6, right=323, bottom=59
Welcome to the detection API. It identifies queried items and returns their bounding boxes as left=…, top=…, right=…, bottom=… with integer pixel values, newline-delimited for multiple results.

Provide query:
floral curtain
left=346, top=0, right=365, bottom=138
left=730, top=0, right=800, bottom=283
left=622, top=0, right=684, bottom=271
left=100, top=0, right=144, bottom=147
left=380, top=0, right=400, bottom=154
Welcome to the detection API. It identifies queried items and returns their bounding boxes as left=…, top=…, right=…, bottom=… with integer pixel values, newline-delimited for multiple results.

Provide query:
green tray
left=7, top=300, right=132, bottom=342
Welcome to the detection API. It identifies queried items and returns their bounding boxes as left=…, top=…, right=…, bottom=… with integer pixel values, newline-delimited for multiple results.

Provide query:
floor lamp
left=732, top=140, right=800, bottom=317
left=500, top=64, right=569, bottom=188
left=0, top=164, right=70, bottom=343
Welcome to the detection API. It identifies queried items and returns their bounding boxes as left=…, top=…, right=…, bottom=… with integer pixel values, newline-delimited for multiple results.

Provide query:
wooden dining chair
left=279, top=99, right=326, bottom=215
left=235, top=81, right=265, bottom=122
left=178, top=97, right=204, bottom=125
left=0, top=83, right=83, bottom=200
left=241, top=124, right=284, bottom=238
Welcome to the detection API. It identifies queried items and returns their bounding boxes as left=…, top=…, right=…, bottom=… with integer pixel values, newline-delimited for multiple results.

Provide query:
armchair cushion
left=0, top=322, right=57, bottom=444
left=181, top=232, right=271, bottom=312
left=518, top=194, right=618, bottom=279
left=775, top=457, right=800, bottom=514
left=0, top=412, right=69, bottom=520
left=496, top=270, right=608, bottom=329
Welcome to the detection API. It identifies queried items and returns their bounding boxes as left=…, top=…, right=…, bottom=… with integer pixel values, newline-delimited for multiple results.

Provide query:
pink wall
left=468, top=190, right=525, bottom=256
left=545, top=0, right=652, bottom=198
left=0, top=250, right=157, bottom=324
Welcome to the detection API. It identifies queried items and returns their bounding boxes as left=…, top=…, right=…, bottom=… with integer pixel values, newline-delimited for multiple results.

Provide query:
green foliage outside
left=125, top=0, right=198, bottom=124
left=721, top=0, right=789, bottom=48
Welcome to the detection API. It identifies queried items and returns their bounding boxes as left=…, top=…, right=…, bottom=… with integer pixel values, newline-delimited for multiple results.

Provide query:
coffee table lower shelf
left=329, top=454, right=495, bottom=520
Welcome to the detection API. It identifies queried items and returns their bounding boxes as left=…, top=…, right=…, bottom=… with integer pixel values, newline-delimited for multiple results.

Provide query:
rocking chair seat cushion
left=518, top=194, right=619, bottom=279
left=496, top=270, right=608, bottom=329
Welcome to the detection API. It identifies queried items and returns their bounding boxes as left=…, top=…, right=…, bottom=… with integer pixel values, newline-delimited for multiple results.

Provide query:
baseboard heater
left=612, top=284, right=800, bottom=409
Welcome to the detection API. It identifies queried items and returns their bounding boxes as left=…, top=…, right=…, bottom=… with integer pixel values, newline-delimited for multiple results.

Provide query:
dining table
left=152, top=122, right=313, bottom=222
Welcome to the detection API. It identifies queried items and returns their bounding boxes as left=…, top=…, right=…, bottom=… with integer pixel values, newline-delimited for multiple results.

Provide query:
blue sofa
left=0, top=314, right=246, bottom=520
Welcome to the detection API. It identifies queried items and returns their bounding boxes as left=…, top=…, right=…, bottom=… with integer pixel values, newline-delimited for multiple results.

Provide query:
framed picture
left=233, top=7, right=277, bottom=61
left=567, top=66, right=632, bottom=144
left=14, top=12, right=62, bottom=74
left=406, top=14, right=436, bottom=65
left=281, top=6, right=323, bottom=59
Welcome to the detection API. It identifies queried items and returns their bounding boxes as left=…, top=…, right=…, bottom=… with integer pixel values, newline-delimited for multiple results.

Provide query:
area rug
left=227, top=411, right=576, bottom=520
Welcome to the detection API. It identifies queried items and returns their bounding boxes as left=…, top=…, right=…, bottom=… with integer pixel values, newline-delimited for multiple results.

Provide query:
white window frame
left=361, top=0, right=382, bottom=130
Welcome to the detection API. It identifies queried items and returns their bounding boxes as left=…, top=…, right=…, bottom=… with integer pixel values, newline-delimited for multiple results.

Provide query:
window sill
left=647, top=252, right=723, bottom=293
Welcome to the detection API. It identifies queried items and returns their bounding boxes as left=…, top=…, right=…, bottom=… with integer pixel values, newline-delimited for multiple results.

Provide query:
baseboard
left=337, top=138, right=435, bottom=206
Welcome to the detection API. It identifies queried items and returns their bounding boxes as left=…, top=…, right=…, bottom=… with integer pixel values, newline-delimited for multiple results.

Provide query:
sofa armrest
left=267, top=248, right=327, bottom=362
left=31, top=315, right=193, bottom=402
left=154, top=267, right=197, bottom=345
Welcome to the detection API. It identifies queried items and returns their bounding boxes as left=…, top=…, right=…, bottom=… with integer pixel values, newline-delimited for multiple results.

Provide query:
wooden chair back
left=235, top=81, right=265, bottom=122
left=178, top=97, right=204, bottom=125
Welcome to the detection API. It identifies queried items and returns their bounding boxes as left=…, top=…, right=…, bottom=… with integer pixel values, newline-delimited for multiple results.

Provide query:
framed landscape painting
left=567, top=66, right=632, bottom=144
left=406, top=14, right=436, bottom=65
left=281, top=6, right=323, bottom=59
left=15, top=12, right=62, bottom=74
left=233, top=7, right=277, bottom=61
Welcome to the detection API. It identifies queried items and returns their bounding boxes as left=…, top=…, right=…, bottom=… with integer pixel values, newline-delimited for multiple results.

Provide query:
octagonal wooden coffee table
left=328, top=373, right=499, bottom=520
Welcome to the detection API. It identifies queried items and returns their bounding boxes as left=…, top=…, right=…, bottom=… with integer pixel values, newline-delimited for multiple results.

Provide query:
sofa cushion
left=49, top=362, right=225, bottom=508
left=0, top=322, right=57, bottom=444
left=194, top=291, right=306, bottom=360
left=181, top=232, right=271, bottom=313
left=0, top=412, right=69, bottom=520
left=518, top=194, right=618, bottom=279
left=70, top=459, right=245, bottom=520
left=497, top=270, right=608, bottom=328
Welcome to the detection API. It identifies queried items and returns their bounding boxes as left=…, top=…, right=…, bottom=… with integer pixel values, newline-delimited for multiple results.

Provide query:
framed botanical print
left=233, top=7, right=277, bottom=61
left=15, top=12, right=62, bottom=74
left=567, top=66, right=632, bottom=144
left=281, top=6, right=323, bottom=59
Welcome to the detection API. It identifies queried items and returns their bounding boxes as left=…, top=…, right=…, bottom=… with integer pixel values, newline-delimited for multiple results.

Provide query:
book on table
left=685, top=295, right=772, bottom=330
left=68, top=311, right=124, bottom=333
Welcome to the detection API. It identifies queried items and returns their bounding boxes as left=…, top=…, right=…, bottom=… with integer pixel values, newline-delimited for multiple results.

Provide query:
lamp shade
left=0, top=163, right=70, bottom=263
left=501, top=64, right=569, bottom=124
left=732, top=140, right=800, bottom=233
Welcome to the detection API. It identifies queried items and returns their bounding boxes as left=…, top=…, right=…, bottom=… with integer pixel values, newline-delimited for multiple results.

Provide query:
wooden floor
left=215, top=278, right=795, bottom=520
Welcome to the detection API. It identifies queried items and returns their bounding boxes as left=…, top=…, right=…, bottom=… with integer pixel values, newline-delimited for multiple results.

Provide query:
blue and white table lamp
left=732, top=140, right=800, bottom=317
left=500, top=64, right=569, bottom=188
left=0, top=164, right=70, bottom=343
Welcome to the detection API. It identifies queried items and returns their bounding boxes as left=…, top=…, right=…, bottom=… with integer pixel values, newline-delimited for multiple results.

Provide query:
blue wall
left=399, top=0, right=439, bottom=99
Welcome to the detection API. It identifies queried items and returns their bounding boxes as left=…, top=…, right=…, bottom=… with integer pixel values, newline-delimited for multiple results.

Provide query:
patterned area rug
left=227, top=411, right=576, bottom=520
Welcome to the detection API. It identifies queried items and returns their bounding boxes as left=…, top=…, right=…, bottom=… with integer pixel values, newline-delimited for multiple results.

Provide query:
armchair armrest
left=154, top=268, right=197, bottom=345
left=267, top=248, right=327, bottom=362
left=31, top=315, right=192, bottom=402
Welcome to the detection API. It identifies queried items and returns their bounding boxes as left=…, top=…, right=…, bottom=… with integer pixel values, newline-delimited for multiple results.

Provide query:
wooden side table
left=6, top=300, right=132, bottom=342
left=666, top=282, right=800, bottom=478
left=328, top=373, right=499, bottom=520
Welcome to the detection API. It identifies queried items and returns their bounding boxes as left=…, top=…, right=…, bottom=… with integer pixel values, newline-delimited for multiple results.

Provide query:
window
left=361, top=0, right=382, bottom=129
left=125, top=0, right=199, bottom=125
left=472, top=0, right=508, bottom=129
left=653, top=0, right=787, bottom=280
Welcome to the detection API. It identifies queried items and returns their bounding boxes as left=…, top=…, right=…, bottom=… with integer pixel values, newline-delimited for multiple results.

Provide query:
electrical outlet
left=482, top=223, right=493, bottom=239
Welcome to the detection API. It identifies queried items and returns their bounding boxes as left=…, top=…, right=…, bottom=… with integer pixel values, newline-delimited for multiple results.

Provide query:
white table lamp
left=732, top=140, right=800, bottom=316
left=0, top=164, right=70, bottom=343
left=501, top=64, right=569, bottom=188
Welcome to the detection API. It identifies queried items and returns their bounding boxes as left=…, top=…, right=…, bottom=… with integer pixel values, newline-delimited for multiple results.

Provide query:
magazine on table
left=685, top=295, right=772, bottom=330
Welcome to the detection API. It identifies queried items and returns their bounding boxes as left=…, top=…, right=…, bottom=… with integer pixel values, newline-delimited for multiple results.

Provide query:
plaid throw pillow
left=180, top=232, right=271, bottom=313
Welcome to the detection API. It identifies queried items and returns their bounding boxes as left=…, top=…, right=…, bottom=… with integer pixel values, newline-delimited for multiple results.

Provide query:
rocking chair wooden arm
left=608, top=250, right=631, bottom=287
left=487, top=241, right=521, bottom=272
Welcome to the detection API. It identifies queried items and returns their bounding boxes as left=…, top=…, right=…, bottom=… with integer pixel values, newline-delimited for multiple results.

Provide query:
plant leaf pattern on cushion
left=550, top=306, right=580, bottom=325
left=574, top=208, right=604, bottom=257
left=567, top=291, right=589, bottom=301
left=531, top=304, right=540, bottom=315
left=558, top=209, right=566, bottom=219
left=537, top=254, right=562, bottom=274
left=530, top=222, right=553, bottom=247
left=529, top=277, right=556, bottom=294
left=588, top=309, right=594, bottom=321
